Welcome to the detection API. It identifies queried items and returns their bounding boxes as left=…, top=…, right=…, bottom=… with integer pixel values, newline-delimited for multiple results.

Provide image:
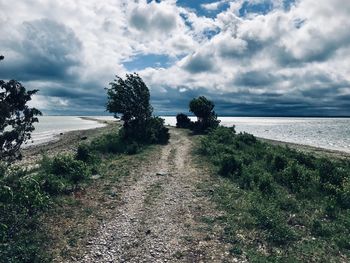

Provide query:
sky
left=0, top=0, right=350, bottom=116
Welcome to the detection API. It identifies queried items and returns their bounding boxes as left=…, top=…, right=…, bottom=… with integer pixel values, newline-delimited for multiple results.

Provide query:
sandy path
left=78, top=129, right=234, bottom=263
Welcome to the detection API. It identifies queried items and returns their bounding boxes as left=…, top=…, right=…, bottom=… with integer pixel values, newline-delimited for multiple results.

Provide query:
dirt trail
left=79, top=129, right=234, bottom=262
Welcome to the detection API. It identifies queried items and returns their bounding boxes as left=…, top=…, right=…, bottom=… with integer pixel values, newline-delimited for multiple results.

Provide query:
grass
left=196, top=126, right=350, bottom=262
left=0, top=127, right=162, bottom=262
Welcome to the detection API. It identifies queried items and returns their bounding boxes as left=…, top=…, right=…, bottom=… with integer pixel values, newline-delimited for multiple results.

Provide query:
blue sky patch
left=123, top=54, right=172, bottom=71
left=239, top=1, right=274, bottom=17
left=177, top=0, right=230, bottom=17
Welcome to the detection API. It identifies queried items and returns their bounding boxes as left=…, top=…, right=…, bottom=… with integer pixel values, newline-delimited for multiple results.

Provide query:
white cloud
left=1, top=0, right=350, bottom=115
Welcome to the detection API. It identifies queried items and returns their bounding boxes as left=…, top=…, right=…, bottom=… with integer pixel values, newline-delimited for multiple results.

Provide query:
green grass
left=0, top=129, right=160, bottom=262
left=197, top=126, right=350, bottom=262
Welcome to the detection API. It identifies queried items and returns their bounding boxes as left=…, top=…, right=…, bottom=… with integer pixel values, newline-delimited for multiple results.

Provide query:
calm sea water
left=26, top=116, right=350, bottom=153
left=162, top=117, right=350, bottom=153
left=25, top=116, right=106, bottom=147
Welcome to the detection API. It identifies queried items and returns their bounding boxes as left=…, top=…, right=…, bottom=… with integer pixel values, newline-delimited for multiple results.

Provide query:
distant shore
left=259, top=137, right=350, bottom=160
left=19, top=117, right=349, bottom=167
left=21, top=117, right=119, bottom=165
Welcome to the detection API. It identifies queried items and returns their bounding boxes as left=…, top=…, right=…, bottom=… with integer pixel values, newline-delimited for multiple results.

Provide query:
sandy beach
left=20, top=117, right=119, bottom=166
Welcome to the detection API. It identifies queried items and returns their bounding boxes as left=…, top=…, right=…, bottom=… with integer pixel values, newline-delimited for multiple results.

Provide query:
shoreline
left=258, top=137, right=350, bottom=159
left=20, top=118, right=119, bottom=165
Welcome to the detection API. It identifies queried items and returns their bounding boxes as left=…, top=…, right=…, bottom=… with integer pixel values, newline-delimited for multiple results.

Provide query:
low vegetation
left=0, top=73, right=169, bottom=262
left=176, top=96, right=220, bottom=134
left=197, top=126, right=350, bottom=262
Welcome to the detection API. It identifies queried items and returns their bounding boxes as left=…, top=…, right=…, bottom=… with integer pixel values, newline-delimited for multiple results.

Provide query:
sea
left=25, top=116, right=106, bottom=147
left=26, top=116, right=350, bottom=153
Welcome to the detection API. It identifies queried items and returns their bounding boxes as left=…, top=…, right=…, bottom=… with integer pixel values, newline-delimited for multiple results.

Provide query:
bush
left=258, top=172, right=275, bottom=195
left=38, top=154, right=91, bottom=195
left=125, top=141, right=140, bottom=155
left=76, top=143, right=92, bottom=162
left=218, top=155, right=242, bottom=178
left=176, top=113, right=192, bottom=129
left=188, top=96, right=220, bottom=133
left=272, top=155, right=288, bottom=172
left=235, top=132, right=257, bottom=145
left=144, top=117, right=170, bottom=145
left=251, top=201, right=297, bottom=245
left=90, top=133, right=126, bottom=154
left=0, top=167, right=50, bottom=262
left=337, top=177, right=350, bottom=208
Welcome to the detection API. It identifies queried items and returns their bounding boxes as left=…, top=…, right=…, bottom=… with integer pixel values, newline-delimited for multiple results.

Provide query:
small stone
left=92, top=174, right=101, bottom=180
left=156, top=172, right=167, bottom=176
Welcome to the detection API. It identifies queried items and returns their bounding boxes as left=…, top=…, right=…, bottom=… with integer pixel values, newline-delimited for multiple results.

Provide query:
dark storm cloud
left=234, top=70, right=279, bottom=87
left=0, top=19, right=82, bottom=81
left=183, top=52, right=214, bottom=73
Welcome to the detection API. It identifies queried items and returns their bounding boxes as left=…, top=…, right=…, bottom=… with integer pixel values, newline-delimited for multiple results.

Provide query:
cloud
left=201, top=0, right=229, bottom=11
left=1, top=0, right=350, bottom=116
left=182, top=51, right=215, bottom=73
left=129, top=2, right=177, bottom=33
left=0, top=19, right=82, bottom=81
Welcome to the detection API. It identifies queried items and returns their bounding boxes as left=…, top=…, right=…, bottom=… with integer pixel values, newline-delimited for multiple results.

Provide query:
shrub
left=176, top=113, right=192, bottom=129
left=76, top=143, right=92, bottom=162
left=337, top=177, right=350, bottom=209
left=318, top=159, right=343, bottom=187
left=258, top=172, right=275, bottom=195
left=218, top=155, right=242, bottom=178
left=90, top=133, right=125, bottom=154
left=38, top=154, right=91, bottom=195
left=0, top=167, right=50, bottom=262
left=144, top=117, right=170, bottom=144
left=188, top=96, right=220, bottom=133
left=125, top=141, right=140, bottom=155
left=235, top=132, right=257, bottom=146
left=280, top=162, right=315, bottom=193
left=311, top=220, right=333, bottom=237
left=272, top=155, right=288, bottom=172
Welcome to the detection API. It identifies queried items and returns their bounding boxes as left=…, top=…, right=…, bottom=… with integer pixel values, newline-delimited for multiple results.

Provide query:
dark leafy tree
left=176, top=113, right=192, bottom=128
left=189, top=96, right=215, bottom=122
left=0, top=56, right=42, bottom=162
left=106, top=73, right=169, bottom=144
left=189, top=96, right=220, bottom=132
left=0, top=81, right=42, bottom=162
left=107, top=73, right=152, bottom=127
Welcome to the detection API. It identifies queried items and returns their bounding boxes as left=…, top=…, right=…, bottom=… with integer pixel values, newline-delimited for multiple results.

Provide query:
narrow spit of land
left=76, top=129, right=235, bottom=262
left=22, top=120, right=349, bottom=262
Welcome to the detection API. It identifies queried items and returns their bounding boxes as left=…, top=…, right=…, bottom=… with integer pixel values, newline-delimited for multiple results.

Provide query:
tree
left=106, top=73, right=169, bottom=144
left=189, top=96, right=215, bottom=122
left=189, top=96, right=220, bottom=132
left=176, top=113, right=192, bottom=128
left=107, top=73, right=152, bottom=127
left=0, top=56, right=42, bottom=162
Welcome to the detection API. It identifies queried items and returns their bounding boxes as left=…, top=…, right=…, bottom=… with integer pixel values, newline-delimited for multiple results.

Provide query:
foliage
left=106, top=73, right=169, bottom=145
left=189, top=96, right=215, bottom=119
left=38, top=154, right=91, bottom=195
left=106, top=73, right=152, bottom=126
left=144, top=117, right=170, bottom=145
left=176, top=113, right=192, bottom=129
left=187, top=96, right=220, bottom=133
left=0, top=66, right=42, bottom=162
left=0, top=167, right=50, bottom=262
left=198, top=126, right=350, bottom=261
